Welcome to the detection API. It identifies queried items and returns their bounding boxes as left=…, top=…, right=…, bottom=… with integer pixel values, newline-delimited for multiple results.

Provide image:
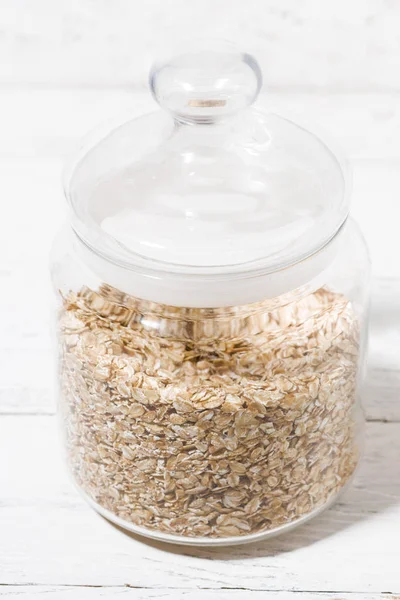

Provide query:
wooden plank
left=0, top=588, right=395, bottom=599
left=0, top=93, right=399, bottom=420
left=0, top=94, right=393, bottom=283
left=1, top=0, right=400, bottom=91
left=1, top=275, right=399, bottom=421
left=0, top=156, right=397, bottom=274
left=1, top=416, right=399, bottom=593
left=2, top=90, right=400, bottom=161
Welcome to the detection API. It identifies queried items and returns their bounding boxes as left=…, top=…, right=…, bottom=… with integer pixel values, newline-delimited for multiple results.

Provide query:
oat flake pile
left=52, top=45, right=370, bottom=545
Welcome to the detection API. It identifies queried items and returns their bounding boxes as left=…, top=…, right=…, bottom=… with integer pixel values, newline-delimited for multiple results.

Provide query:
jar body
left=51, top=220, right=370, bottom=546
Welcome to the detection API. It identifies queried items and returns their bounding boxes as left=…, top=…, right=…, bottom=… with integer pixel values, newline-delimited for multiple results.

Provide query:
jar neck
left=70, top=219, right=346, bottom=311
left=73, top=277, right=333, bottom=341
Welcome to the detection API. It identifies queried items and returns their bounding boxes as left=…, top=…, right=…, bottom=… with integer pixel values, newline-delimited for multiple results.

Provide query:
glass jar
left=51, top=45, right=370, bottom=546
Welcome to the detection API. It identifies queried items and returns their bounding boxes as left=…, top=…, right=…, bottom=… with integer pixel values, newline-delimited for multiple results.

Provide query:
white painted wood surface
left=3, top=0, right=400, bottom=91
left=2, top=417, right=400, bottom=595
left=1, top=1, right=400, bottom=597
left=0, top=593, right=396, bottom=600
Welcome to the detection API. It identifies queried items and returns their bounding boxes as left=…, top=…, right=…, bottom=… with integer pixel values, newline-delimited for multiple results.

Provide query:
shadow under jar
left=51, top=45, right=370, bottom=546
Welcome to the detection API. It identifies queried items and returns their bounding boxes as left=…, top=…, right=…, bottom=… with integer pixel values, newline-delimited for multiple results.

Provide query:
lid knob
left=149, top=43, right=262, bottom=122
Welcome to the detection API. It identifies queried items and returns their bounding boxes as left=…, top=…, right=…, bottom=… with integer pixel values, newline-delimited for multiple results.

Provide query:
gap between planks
left=0, top=583, right=398, bottom=592
left=0, top=585, right=398, bottom=599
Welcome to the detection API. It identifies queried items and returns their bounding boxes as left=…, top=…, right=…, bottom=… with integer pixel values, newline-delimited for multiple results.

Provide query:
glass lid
left=65, top=44, right=348, bottom=278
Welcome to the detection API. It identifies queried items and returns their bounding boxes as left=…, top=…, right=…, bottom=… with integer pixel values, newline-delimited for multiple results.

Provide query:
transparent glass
left=51, top=219, right=370, bottom=546
left=52, top=45, right=370, bottom=545
left=65, top=45, right=348, bottom=293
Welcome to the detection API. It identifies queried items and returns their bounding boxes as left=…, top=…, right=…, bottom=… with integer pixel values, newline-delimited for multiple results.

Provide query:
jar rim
left=69, top=218, right=347, bottom=308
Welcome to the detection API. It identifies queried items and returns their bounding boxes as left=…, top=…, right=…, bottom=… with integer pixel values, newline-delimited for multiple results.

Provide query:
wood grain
left=0, top=589, right=396, bottom=599
left=2, top=0, right=400, bottom=91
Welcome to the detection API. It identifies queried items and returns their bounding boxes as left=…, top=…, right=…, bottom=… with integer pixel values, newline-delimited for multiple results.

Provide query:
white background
left=1, top=1, right=400, bottom=598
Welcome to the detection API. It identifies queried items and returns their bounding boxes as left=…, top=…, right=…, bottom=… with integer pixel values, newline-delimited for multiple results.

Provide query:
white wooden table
left=1, top=2, right=400, bottom=598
